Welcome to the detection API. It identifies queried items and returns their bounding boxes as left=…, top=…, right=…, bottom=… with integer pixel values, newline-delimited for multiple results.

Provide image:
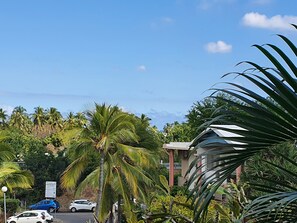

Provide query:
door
left=16, top=212, right=39, bottom=223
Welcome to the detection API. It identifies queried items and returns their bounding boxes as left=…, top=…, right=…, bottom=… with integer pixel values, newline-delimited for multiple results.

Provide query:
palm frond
left=188, top=26, right=297, bottom=221
left=0, top=162, right=34, bottom=191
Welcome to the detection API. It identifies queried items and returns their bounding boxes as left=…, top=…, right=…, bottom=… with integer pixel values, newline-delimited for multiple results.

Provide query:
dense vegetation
left=1, top=27, right=297, bottom=223
left=188, top=25, right=297, bottom=222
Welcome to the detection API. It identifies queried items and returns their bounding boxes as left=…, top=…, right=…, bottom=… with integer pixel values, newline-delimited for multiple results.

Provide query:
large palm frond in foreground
left=188, top=25, right=297, bottom=222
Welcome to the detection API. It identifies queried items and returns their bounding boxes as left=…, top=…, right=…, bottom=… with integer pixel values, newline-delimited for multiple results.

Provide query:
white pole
left=2, top=186, right=8, bottom=223
left=3, top=191, right=6, bottom=223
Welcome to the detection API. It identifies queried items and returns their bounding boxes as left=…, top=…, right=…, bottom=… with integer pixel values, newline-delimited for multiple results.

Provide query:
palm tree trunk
left=95, top=152, right=105, bottom=222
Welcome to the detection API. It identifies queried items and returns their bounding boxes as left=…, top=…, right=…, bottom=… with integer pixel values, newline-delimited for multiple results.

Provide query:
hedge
left=0, top=199, right=20, bottom=214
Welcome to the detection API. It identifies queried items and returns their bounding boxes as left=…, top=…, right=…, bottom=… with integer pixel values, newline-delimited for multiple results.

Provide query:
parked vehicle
left=29, top=199, right=60, bottom=213
left=32, top=210, right=54, bottom=223
left=69, top=199, right=96, bottom=212
left=7, top=210, right=47, bottom=223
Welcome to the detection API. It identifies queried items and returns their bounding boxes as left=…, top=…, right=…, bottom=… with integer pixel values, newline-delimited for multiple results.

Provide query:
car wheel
left=10, top=221, right=16, bottom=223
left=48, top=207, right=55, bottom=213
left=71, top=207, right=77, bottom=213
left=91, top=207, right=95, bottom=212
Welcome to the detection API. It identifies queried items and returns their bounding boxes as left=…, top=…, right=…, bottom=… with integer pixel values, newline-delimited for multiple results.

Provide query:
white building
left=163, top=125, right=245, bottom=188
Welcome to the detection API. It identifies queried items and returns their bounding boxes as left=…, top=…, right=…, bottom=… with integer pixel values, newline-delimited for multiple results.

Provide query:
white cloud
left=137, top=65, right=146, bottom=72
left=205, top=41, right=232, bottom=53
left=242, top=12, right=297, bottom=30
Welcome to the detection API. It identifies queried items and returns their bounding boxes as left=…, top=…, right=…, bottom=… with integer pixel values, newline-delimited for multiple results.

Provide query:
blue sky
left=1, top=0, right=297, bottom=129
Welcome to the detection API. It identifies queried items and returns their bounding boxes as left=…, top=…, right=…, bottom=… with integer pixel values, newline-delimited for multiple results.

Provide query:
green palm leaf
left=188, top=25, right=297, bottom=222
left=0, top=162, right=34, bottom=191
left=61, top=103, right=156, bottom=222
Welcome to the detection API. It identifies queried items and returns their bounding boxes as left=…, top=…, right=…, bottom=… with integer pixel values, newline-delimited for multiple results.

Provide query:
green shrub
left=0, top=199, right=20, bottom=214
left=149, top=194, right=193, bottom=221
left=170, top=185, right=189, bottom=196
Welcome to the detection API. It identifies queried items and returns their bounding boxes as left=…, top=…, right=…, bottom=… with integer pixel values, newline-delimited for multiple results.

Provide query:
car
left=7, top=210, right=47, bottom=223
left=69, top=199, right=96, bottom=212
left=29, top=199, right=60, bottom=213
left=32, top=210, right=54, bottom=223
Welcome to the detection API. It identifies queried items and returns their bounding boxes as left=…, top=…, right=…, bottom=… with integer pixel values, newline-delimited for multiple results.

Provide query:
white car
left=69, top=199, right=96, bottom=212
left=7, top=210, right=47, bottom=223
left=32, top=210, right=54, bottom=222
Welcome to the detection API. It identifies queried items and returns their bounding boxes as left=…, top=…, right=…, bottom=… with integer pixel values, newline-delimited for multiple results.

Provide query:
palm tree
left=188, top=25, right=297, bottom=222
left=61, top=103, right=155, bottom=222
left=0, top=162, right=34, bottom=192
left=139, top=114, right=151, bottom=129
left=46, top=107, right=63, bottom=131
left=0, top=143, right=34, bottom=192
left=32, top=106, right=47, bottom=136
left=0, top=108, right=8, bottom=128
left=74, top=112, right=87, bottom=127
left=32, top=107, right=46, bottom=128
left=64, top=112, right=87, bottom=129
left=9, top=106, right=32, bottom=133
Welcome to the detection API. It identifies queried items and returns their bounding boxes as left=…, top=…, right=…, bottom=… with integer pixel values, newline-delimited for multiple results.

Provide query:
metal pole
left=4, top=191, right=6, bottom=223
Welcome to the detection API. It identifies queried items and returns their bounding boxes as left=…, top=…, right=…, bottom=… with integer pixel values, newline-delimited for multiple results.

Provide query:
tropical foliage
left=61, top=103, right=157, bottom=222
left=162, top=121, right=192, bottom=143
left=241, top=142, right=297, bottom=198
left=0, top=142, right=34, bottom=193
left=135, top=176, right=193, bottom=223
left=186, top=94, right=239, bottom=139
left=188, top=25, right=297, bottom=222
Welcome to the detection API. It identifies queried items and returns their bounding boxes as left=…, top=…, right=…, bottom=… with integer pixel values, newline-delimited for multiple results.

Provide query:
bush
left=170, top=185, right=189, bottom=196
left=0, top=199, right=20, bottom=214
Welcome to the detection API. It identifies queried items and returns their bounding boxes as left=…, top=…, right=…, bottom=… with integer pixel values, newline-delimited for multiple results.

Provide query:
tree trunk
left=95, top=152, right=105, bottom=222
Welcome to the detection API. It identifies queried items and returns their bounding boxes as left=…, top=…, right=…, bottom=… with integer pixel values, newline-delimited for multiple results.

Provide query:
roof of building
left=191, top=125, right=246, bottom=150
left=163, top=142, right=192, bottom=151
left=162, top=125, right=247, bottom=152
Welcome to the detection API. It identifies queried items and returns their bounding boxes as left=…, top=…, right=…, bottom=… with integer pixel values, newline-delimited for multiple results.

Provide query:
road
left=54, top=212, right=94, bottom=223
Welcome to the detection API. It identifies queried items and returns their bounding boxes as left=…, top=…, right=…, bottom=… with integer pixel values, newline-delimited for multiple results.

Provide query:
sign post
left=45, top=181, right=57, bottom=198
left=45, top=181, right=57, bottom=218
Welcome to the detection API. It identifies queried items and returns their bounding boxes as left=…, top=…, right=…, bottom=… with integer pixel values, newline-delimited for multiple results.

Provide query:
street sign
left=45, top=181, right=57, bottom=198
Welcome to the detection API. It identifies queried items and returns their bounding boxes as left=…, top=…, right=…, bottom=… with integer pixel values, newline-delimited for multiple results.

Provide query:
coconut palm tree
left=74, top=112, right=87, bottom=127
left=61, top=103, right=155, bottom=222
left=139, top=114, right=151, bottom=129
left=0, top=142, right=34, bottom=192
left=188, top=25, right=297, bottom=222
left=46, top=107, right=63, bottom=131
left=9, top=106, right=32, bottom=132
left=31, top=106, right=47, bottom=137
left=0, top=108, right=8, bottom=128
left=65, top=112, right=76, bottom=128
left=0, top=162, right=34, bottom=191
left=32, top=107, right=46, bottom=129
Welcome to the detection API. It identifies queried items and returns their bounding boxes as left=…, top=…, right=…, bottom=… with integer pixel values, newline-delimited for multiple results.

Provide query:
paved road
left=54, top=212, right=94, bottom=223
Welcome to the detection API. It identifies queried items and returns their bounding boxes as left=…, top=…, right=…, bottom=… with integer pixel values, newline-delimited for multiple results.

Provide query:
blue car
left=29, top=199, right=60, bottom=213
